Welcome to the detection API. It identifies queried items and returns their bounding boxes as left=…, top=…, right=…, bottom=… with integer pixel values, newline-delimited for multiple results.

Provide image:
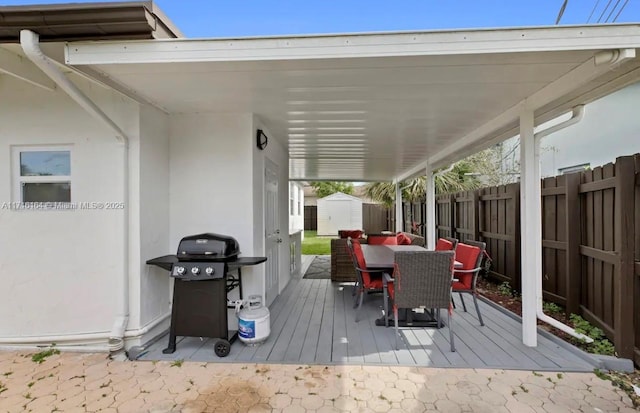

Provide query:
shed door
left=326, top=200, right=351, bottom=235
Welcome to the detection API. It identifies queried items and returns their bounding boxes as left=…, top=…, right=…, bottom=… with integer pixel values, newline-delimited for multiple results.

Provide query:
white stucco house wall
left=493, top=81, right=640, bottom=180
left=539, top=81, right=640, bottom=176
left=0, top=4, right=293, bottom=352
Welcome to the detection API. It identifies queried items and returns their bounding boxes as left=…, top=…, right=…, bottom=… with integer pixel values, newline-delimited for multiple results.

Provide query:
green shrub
left=542, top=301, right=562, bottom=315
left=497, top=281, right=514, bottom=297
left=569, top=314, right=615, bottom=356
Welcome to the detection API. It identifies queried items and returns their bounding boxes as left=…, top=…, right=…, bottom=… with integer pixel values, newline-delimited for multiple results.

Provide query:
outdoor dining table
left=360, top=244, right=461, bottom=327
left=361, top=244, right=462, bottom=269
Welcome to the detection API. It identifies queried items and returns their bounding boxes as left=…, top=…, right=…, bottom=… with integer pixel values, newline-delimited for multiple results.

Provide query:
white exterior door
left=327, top=200, right=351, bottom=234
left=264, top=159, right=280, bottom=306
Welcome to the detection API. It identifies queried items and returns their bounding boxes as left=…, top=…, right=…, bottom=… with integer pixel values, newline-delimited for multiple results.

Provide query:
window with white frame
left=289, top=183, right=295, bottom=215
left=12, top=146, right=72, bottom=203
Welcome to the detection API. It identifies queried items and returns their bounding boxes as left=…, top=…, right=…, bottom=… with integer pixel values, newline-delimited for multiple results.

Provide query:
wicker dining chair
left=347, top=238, right=389, bottom=322
left=452, top=240, right=486, bottom=326
left=386, top=250, right=456, bottom=351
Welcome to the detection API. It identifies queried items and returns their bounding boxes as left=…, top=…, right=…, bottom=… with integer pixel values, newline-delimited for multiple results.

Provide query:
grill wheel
left=214, top=339, right=231, bottom=357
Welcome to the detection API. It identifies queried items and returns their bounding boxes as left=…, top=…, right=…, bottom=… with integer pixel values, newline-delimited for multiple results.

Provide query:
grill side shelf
left=228, top=256, right=267, bottom=270
left=146, top=255, right=177, bottom=271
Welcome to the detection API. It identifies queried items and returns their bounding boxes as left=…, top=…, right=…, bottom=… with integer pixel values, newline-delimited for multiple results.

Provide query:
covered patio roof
left=62, top=24, right=640, bottom=181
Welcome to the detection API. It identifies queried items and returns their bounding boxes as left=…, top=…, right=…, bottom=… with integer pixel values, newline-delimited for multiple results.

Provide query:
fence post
left=565, top=172, right=582, bottom=317
left=449, top=194, right=456, bottom=239
left=472, top=190, right=481, bottom=241
left=511, top=184, right=522, bottom=292
left=614, top=155, right=635, bottom=358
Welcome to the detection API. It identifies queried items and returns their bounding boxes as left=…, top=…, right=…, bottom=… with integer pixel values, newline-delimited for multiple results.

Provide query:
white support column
left=425, top=165, right=436, bottom=250
left=519, top=109, right=541, bottom=347
left=395, top=182, right=403, bottom=232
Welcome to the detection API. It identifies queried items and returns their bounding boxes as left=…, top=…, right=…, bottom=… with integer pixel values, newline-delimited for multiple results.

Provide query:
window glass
left=22, top=183, right=71, bottom=203
left=20, top=151, right=71, bottom=177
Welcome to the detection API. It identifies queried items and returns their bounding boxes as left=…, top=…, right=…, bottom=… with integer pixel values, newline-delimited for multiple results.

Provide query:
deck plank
left=264, top=278, right=315, bottom=362
left=299, top=279, right=329, bottom=364
left=284, top=279, right=323, bottom=362
left=314, top=281, right=336, bottom=364
left=455, top=298, right=555, bottom=370
left=233, top=276, right=301, bottom=362
left=332, top=282, right=349, bottom=363
left=253, top=277, right=313, bottom=362
left=138, top=275, right=600, bottom=371
left=344, top=288, right=368, bottom=364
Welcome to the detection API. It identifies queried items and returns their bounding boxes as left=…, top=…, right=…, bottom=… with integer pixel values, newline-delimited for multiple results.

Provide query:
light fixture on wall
left=256, top=129, right=268, bottom=150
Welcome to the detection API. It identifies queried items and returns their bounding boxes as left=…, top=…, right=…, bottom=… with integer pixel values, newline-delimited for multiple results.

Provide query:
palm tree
left=363, top=162, right=481, bottom=207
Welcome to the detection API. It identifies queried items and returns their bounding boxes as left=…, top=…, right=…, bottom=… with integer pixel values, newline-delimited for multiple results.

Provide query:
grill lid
left=177, top=233, right=240, bottom=261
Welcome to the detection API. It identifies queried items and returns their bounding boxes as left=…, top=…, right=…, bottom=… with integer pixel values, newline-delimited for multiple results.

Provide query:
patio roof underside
left=62, top=26, right=640, bottom=182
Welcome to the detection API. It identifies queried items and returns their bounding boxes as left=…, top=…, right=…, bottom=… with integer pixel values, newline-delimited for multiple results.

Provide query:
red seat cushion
left=387, top=281, right=395, bottom=299
left=339, top=230, right=363, bottom=239
left=351, top=239, right=377, bottom=287
left=368, top=234, right=398, bottom=245
left=396, top=233, right=412, bottom=245
left=453, top=243, right=481, bottom=290
left=435, top=238, right=454, bottom=251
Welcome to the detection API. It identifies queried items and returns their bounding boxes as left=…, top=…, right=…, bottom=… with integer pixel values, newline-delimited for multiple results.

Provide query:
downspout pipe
left=20, top=30, right=131, bottom=352
left=533, top=104, right=593, bottom=344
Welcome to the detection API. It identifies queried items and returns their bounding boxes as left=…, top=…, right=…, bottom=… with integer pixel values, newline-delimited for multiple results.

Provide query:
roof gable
left=319, top=192, right=363, bottom=202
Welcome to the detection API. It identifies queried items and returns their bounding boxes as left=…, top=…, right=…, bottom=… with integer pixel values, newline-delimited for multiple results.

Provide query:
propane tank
left=237, top=295, right=270, bottom=345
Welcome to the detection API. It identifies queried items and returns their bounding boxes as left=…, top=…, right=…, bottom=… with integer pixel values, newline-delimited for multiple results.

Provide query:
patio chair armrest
left=383, top=273, right=394, bottom=283
left=453, top=267, right=482, bottom=273
left=354, top=266, right=388, bottom=273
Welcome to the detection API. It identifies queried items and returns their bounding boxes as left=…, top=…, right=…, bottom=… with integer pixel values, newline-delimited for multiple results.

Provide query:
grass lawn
left=301, top=230, right=334, bottom=255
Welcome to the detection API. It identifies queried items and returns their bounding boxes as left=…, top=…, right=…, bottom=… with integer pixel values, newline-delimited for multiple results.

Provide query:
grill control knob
left=175, top=266, right=186, bottom=276
left=191, top=267, right=201, bottom=275
left=205, top=267, right=214, bottom=275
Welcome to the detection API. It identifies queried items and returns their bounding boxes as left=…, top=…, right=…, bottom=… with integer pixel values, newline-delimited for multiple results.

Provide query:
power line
left=612, top=0, right=631, bottom=21
left=587, top=0, right=602, bottom=22
left=556, top=0, right=569, bottom=24
left=597, top=0, right=614, bottom=22
left=605, top=0, right=623, bottom=22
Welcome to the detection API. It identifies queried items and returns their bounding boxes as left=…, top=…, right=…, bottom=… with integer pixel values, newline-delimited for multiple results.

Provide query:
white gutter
left=534, top=105, right=585, bottom=140
left=20, top=30, right=131, bottom=353
left=532, top=104, right=592, bottom=344
left=0, top=312, right=169, bottom=351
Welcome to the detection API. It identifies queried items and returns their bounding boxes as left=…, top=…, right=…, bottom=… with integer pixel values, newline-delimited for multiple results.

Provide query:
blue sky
left=2, top=0, right=639, bottom=37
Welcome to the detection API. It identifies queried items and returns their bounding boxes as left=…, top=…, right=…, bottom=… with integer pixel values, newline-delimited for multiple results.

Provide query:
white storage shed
left=316, top=192, right=363, bottom=236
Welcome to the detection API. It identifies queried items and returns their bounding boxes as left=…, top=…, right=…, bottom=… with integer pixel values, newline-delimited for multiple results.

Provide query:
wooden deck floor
left=137, top=274, right=599, bottom=371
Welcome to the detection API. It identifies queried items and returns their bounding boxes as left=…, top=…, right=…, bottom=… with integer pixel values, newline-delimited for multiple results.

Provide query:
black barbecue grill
left=147, top=233, right=267, bottom=357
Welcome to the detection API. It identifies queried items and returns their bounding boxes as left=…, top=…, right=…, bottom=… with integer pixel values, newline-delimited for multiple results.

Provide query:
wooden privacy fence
left=434, top=154, right=640, bottom=363
left=304, top=204, right=393, bottom=233
left=303, top=206, right=317, bottom=230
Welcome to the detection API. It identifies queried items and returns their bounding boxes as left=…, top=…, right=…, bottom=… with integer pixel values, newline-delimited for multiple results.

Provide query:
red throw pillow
left=339, top=230, right=363, bottom=239
left=396, top=233, right=412, bottom=245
